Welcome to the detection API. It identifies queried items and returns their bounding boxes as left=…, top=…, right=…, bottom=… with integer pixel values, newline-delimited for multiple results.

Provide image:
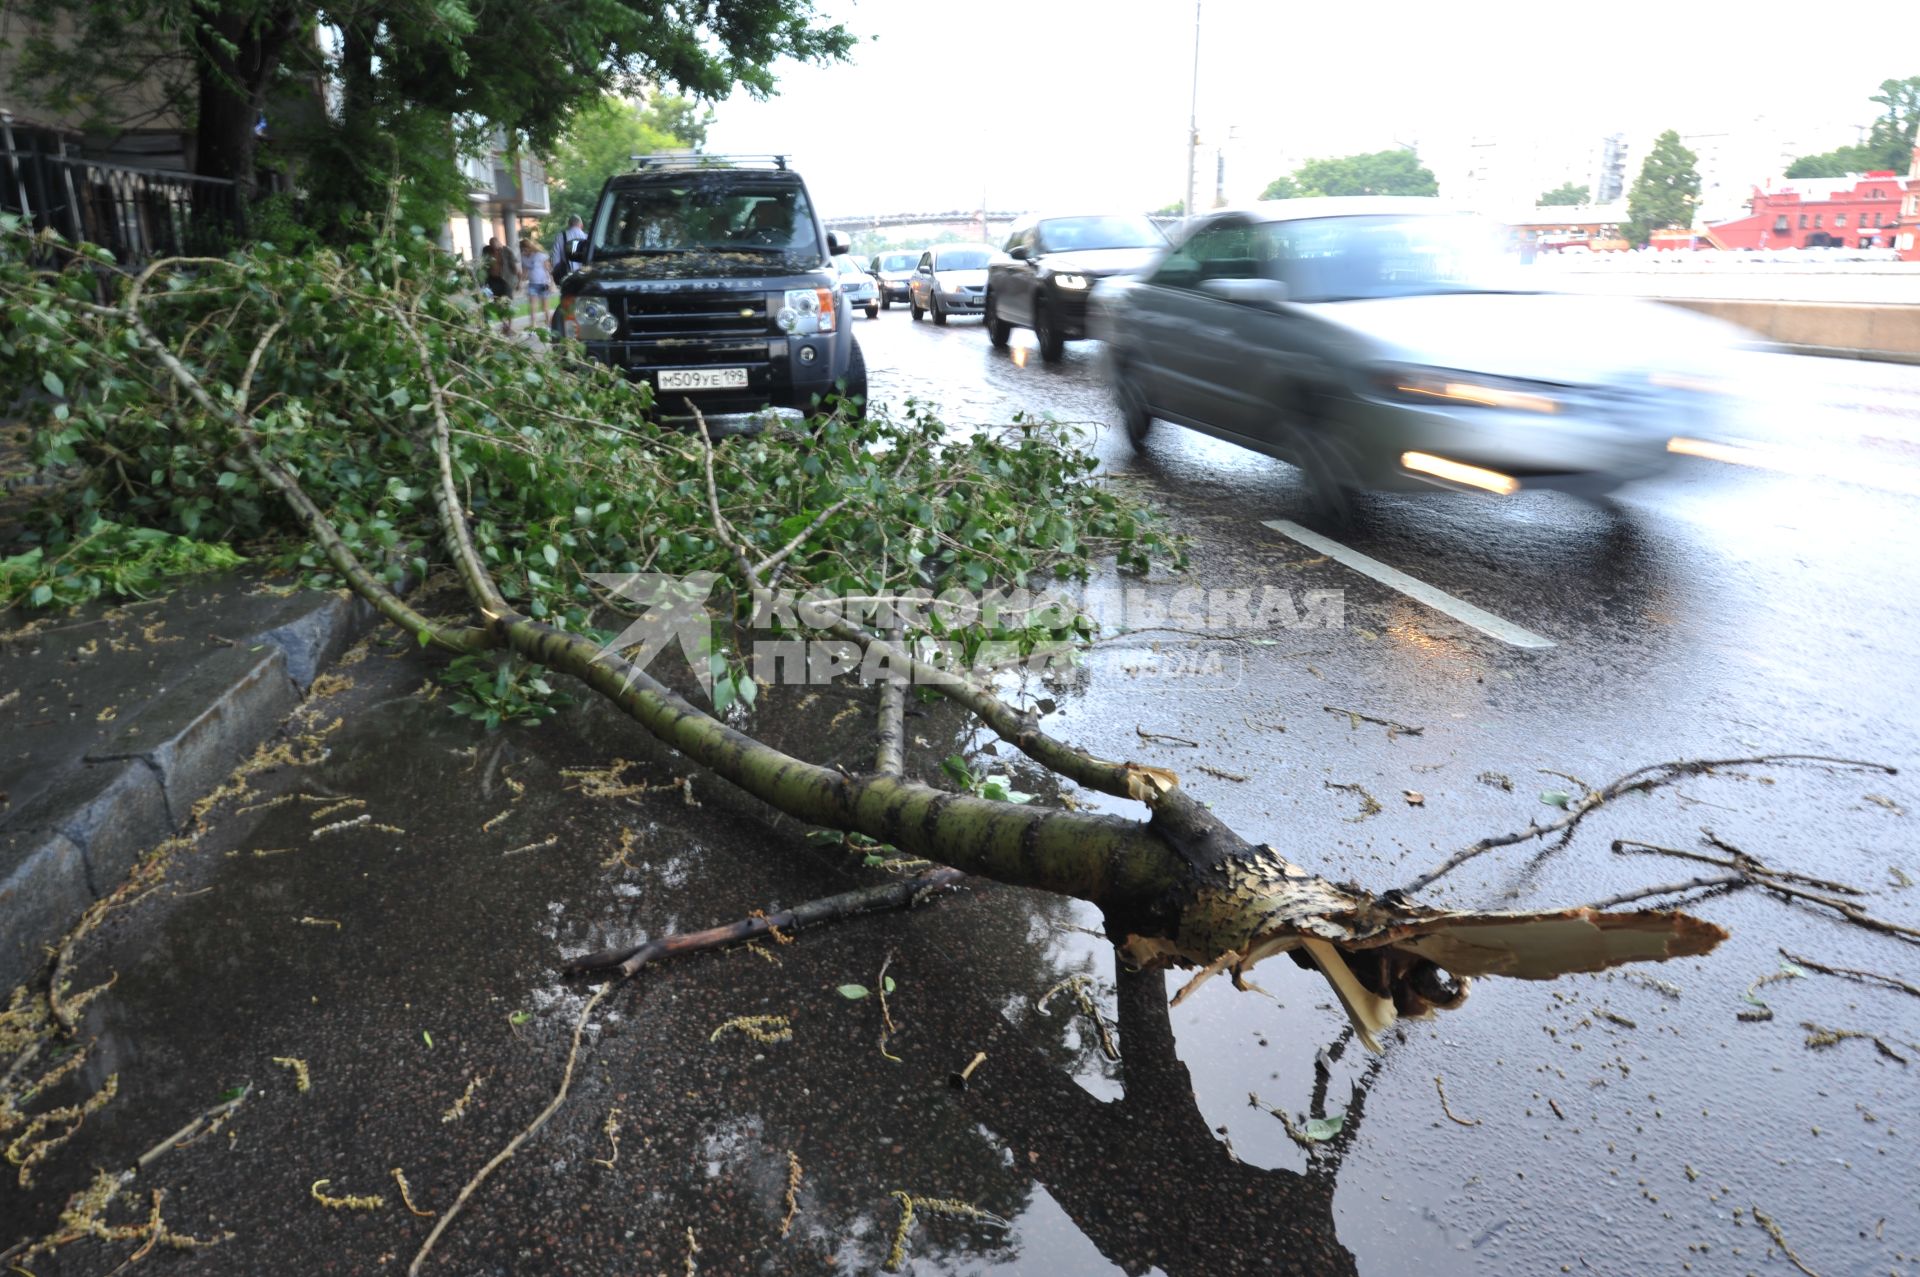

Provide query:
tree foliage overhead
left=1259, top=151, right=1437, bottom=201
left=1625, top=130, right=1700, bottom=245
left=1786, top=75, right=1920, bottom=178
left=5, top=0, right=850, bottom=231
left=1538, top=182, right=1591, bottom=207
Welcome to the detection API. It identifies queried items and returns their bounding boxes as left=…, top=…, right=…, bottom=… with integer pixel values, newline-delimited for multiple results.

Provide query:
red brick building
left=1897, top=146, right=1920, bottom=262
left=1708, top=164, right=1913, bottom=251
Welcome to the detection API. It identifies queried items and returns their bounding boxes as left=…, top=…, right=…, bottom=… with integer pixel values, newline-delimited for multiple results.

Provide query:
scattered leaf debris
left=1802, top=1022, right=1908, bottom=1063
left=272, top=1056, right=311, bottom=1092
left=709, top=1015, right=792, bottom=1046
left=1035, top=974, right=1119, bottom=1061
left=1323, top=705, right=1422, bottom=740
left=311, top=1178, right=385, bottom=1211
left=780, top=1150, right=802, bottom=1238
left=1324, top=780, right=1383, bottom=823
left=590, top=1106, right=622, bottom=1169
left=391, top=1166, right=434, bottom=1217
left=1434, top=1074, right=1480, bottom=1126
left=441, top=1074, right=483, bottom=1123
left=1752, top=1204, right=1823, bottom=1277
left=884, top=1192, right=1010, bottom=1272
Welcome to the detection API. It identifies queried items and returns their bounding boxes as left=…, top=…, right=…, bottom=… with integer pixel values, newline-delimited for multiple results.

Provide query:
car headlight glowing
left=779, top=287, right=837, bottom=335
left=1382, top=367, right=1559, bottom=414
left=1053, top=273, right=1091, bottom=290
left=573, top=297, right=619, bottom=340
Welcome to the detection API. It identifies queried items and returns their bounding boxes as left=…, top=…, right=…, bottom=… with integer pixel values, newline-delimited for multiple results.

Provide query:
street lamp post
left=1183, top=0, right=1201, bottom=221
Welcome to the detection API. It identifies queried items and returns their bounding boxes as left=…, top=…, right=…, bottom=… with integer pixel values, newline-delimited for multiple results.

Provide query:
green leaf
left=1302, top=1115, right=1344, bottom=1141
left=836, top=984, right=870, bottom=1000
left=423, top=1031, right=434, bottom=1048
left=1540, top=790, right=1572, bottom=809
left=42, top=370, right=64, bottom=398
left=542, top=544, right=559, bottom=567
left=508, top=1010, right=531, bottom=1026
left=883, top=976, right=896, bottom=994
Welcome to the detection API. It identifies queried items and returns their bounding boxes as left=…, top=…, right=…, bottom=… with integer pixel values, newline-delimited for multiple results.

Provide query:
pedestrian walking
left=481, top=236, right=517, bottom=335
left=553, top=215, right=588, bottom=283
left=520, top=237, right=553, bottom=327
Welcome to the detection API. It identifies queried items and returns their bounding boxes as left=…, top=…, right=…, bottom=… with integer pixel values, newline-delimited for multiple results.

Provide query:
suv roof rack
left=628, top=152, right=789, bottom=171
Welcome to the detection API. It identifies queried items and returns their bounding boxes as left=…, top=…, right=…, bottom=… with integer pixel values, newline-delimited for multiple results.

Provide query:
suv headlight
left=570, top=296, right=619, bottom=340
left=1053, top=273, right=1091, bottom=290
left=778, top=287, right=837, bottom=335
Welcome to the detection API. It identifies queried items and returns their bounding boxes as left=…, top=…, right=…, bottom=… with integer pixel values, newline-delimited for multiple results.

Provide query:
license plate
left=659, top=368, right=748, bottom=391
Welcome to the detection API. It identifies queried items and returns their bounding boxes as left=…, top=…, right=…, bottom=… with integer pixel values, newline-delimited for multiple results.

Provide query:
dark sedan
left=1092, top=198, right=1744, bottom=515
left=985, top=213, right=1165, bottom=361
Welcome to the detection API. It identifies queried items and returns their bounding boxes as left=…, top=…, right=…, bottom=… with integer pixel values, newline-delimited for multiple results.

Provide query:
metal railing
left=1, top=130, right=244, bottom=266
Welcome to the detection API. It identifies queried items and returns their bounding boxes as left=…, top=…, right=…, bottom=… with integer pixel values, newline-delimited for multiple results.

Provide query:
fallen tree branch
left=1613, top=838, right=1920, bottom=942
left=1402, top=754, right=1895, bottom=894
left=1777, top=949, right=1920, bottom=1000
left=408, top=984, right=611, bottom=1276
left=562, top=869, right=967, bottom=979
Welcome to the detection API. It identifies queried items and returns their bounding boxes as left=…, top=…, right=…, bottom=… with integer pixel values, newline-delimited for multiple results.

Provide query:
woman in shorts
left=520, top=237, right=553, bottom=328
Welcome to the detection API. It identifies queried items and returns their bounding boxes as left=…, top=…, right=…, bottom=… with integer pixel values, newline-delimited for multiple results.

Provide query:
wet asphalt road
left=6, top=308, right=1919, bottom=1276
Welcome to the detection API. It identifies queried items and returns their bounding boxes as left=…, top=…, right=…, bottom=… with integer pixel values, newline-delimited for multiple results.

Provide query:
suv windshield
left=593, top=176, right=820, bottom=256
left=1037, top=215, right=1164, bottom=252
left=935, top=249, right=991, bottom=271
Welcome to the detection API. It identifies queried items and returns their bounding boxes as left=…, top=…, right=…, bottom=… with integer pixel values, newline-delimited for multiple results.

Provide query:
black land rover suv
left=554, top=154, right=866, bottom=417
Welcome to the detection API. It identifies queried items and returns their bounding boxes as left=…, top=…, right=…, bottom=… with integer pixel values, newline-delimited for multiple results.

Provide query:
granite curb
left=0, top=582, right=376, bottom=989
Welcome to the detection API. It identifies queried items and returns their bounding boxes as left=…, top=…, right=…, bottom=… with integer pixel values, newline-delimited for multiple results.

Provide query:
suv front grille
left=613, top=290, right=770, bottom=338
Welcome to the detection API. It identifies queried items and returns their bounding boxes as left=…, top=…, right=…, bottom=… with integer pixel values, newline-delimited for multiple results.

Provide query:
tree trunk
left=189, top=7, right=301, bottom=197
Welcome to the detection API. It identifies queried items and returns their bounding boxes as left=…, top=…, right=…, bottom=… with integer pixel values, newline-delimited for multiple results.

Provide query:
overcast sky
left=704, top=0, right=1920, bottom=218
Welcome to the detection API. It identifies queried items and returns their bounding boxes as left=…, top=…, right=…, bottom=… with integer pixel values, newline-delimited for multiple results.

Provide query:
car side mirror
left=827, top=230, right=850, bottom=256
left=1008, top=244, right=1030, bottom=262
left=1200, top=278, right=1290, bottom=309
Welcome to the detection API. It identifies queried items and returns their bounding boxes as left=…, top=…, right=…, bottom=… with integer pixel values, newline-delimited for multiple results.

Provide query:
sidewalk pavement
left=0, top=576, right=373, bottom=989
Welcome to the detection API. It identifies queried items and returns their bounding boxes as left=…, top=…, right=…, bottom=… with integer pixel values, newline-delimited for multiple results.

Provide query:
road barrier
left=1656, top=298, right=1920, bottom=365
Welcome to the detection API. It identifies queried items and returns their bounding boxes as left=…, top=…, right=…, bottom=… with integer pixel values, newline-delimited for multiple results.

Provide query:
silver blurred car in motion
left=1093, top=198, right=1742, bottom=513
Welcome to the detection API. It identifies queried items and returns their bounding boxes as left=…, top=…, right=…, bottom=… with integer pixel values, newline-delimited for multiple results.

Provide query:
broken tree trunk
left=57, top=248, right=1739, bottom=1052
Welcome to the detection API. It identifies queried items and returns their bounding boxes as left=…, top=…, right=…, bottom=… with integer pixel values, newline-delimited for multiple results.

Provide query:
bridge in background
left=820, top=209, right=1029, bottom=240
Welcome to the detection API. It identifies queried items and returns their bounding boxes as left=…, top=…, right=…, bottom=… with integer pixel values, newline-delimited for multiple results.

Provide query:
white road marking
left=1260, top=519, right=1557, bottom=650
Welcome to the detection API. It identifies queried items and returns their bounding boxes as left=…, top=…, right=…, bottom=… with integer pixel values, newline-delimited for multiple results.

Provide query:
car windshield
left=879, top=253, right=918, bottom=271
left=1037, top=215, right=1164, bottom=252
left=936, top=250, right=991, bottom=271
left=1262, top=214, right=1507, bottom=302
left=835, top=257, right=866, bottom=276
left=592, top=177, right=819, bottom=256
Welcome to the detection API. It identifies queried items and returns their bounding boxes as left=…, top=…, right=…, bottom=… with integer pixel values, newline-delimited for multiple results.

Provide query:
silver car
left=833, top=254, right=879, bottom=318
left=1093, top=198, right=1742, bottom=512
left=908, top=243, right=995, bottom=325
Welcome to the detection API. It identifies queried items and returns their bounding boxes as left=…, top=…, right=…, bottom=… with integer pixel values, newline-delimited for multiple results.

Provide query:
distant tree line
left=1787, top=76, right=1920, bottom=178
left=1260, top=150, right=1438, bottom=200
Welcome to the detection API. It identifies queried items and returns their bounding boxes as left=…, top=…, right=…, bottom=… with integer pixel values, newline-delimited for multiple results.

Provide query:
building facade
left=1707, top=169, right=1912, bottom=251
